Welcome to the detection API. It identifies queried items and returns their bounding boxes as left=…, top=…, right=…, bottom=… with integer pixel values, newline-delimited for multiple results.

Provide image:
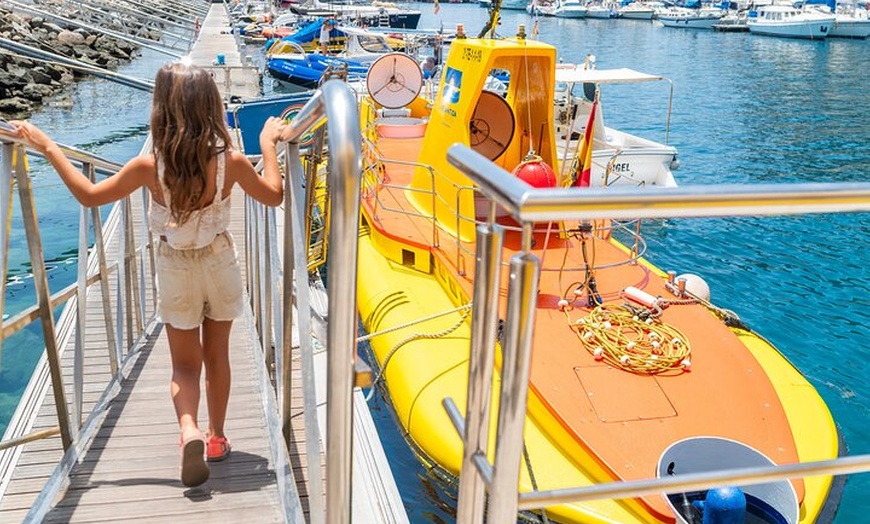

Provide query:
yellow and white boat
left=354, top=32, right=841, bottom=523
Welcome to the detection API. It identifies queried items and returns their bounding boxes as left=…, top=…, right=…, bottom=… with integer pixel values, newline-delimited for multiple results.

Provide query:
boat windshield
left=357, top=35, right=393, bottom=53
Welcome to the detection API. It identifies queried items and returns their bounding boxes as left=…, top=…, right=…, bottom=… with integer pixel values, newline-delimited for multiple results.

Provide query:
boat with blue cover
left=265, top=39, right=370, bottom=90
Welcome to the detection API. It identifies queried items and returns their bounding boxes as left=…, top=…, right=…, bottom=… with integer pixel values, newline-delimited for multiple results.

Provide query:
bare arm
left=6, top=120, right=151, bottom=207
left=230, top=116, right=287, bottom=207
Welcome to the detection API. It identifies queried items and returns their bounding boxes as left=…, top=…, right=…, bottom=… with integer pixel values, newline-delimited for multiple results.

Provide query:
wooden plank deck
left=0, top=183, right=294, bottom=522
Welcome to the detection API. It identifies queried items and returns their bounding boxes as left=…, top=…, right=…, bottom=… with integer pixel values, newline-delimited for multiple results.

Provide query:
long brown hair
left=150, top=62, right=233, bottom=224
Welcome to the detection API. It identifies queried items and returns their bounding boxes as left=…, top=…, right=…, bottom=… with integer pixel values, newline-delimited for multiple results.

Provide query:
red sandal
left=206, top=435, right=232, bottom=462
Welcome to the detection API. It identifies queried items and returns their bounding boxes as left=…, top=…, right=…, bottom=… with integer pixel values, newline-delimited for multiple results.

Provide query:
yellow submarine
left=353, top=29, right=841, bottom=523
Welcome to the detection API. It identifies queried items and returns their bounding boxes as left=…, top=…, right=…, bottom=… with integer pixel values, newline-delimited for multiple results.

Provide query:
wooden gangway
left=0, top=3, right=406, bottom=523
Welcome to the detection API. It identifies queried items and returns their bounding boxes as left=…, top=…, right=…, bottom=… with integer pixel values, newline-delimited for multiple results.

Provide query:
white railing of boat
left=359, top=106, right=651, bottom=275
left=442, top=143, right=870, bottom=523
left=358, top=154, right=650, bottom=271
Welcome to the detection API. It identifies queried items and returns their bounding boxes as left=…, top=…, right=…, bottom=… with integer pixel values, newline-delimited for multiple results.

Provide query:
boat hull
left=620, top=10, right=655, bottom=20
left=501, top=0, right=531, bottom=9
left=748, top=19, right=835, bottom=38
left=586, top=7, right=615, bottom=18
left=659, top=15, right=722, bottom=29
left=356, top=217, right=840, bottom=523
left=830, top=18, right=870, bottom=38
left=556, top=7, right=589, bottom=18
left=266, top=55, right=368, bottom=91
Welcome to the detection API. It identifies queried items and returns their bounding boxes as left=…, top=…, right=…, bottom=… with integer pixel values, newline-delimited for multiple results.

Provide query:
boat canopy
left=555, top=66, right=665, bottom=84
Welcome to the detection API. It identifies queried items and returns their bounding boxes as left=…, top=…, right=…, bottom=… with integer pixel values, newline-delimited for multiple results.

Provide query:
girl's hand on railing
left=0, top=119, right=19, bottom=134
left=6, top=120, right=56, bottom=155
left=259, top=116, right=289, bottom=150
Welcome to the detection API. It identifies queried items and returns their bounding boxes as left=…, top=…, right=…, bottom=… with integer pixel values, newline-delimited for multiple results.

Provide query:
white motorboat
left=830, top=9, right=870, bottom=38
left=553, top=65, right=679, bottom=188
left=528, top=0, right=559, bottom=16
left=586, top=3, right=618, bottom=18
left=501, top=0, right=531, bottom=9
left=747, top=3, right=836, bottom=38
left=618, top=1, right=657, bottom=19
left=554, top=0, right=589, bottom=17
left=818, top=1, right=870, bottom=38
left=658, top=6, right=726, bottom=28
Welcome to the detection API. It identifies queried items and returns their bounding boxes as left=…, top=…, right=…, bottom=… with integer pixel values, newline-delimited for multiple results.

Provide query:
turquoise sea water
left=1, top=5, right=868, bottom=522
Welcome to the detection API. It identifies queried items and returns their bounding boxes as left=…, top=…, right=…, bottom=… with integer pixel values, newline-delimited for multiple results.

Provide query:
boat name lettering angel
left=462, top=47, right=483, bottom=63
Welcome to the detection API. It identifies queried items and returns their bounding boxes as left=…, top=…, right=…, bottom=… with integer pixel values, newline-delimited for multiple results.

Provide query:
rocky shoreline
left=0, top=5, right=142, bottom=119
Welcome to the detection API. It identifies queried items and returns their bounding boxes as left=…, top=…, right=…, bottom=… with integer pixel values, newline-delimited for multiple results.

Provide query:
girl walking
left=4, top=62, right=287, bottom=487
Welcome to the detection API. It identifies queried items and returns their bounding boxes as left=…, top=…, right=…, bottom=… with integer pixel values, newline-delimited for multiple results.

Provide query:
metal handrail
left=0, top=139, right=146, bottom=460
left=281, top=80, right=363, bottom=524
left=449, top=145, right=870, bottom=222
left=444, top=143, right=870, bottom=522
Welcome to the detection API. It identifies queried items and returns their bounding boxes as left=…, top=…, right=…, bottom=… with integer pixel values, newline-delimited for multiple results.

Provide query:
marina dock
left=0, top=3, right=406, bottom=523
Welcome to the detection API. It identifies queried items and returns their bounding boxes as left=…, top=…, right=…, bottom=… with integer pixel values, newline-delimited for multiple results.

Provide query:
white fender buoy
left=677, top=273, right=711, bottom=302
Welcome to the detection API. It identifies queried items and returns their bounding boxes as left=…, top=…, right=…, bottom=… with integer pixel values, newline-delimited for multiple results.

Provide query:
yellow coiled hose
left=566, top=304, right=692, bottom=374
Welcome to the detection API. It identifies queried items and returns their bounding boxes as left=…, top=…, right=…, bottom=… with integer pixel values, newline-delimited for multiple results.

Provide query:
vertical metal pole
left=90, top=184, right=118, bottom=376
left=281, top=142, right=295, bottom=445
left=456, top=221, right=504, bottom=524
left=252, top=202, right=263, bottom=343
left=138, top=188, right=149, bottom=329
left=73, top=163, right=93, bottom=433
left=322, top=81, right=362, bottom=524
left=121, top=197, right=136, bottom=351
left=13, top=145, right=73, bottom=450
left=124, top=195, right=142, bottom=337
left=266, top=206, right=284, bottom=400
left=0, top=144, right=15, bottom=366
left=263, top=202, right=274, bottom=369
left=488, top=224, right=540, bottom=523
left=288, top=142, right=326, bottom=524
left=246, top=197, right=255, bottom=310
left=116, top=200, right=127, bottom=363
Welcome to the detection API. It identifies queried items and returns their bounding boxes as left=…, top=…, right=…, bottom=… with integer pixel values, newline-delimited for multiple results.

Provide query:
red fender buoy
left=512, top=155, right=557, bottom=188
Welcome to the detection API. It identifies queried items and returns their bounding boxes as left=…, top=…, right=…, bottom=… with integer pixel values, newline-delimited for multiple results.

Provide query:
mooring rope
left=364, top=304, right=472, bottom=401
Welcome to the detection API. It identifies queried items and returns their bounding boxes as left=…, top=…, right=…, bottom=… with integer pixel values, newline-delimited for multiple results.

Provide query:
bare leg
left=167, top=325, right=204, bottom=441
left=203, top=318, right=233, bottom=439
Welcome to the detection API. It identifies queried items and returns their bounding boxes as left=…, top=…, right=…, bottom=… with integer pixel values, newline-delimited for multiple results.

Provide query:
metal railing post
left=279, top=79, right=362, bottom=524
left=91, top=187, right=118, bottom=377
left=285, top=140, right=326, bottom=524
left=0, top=144, right=14, bottom=367
left=487, top=224, right=540, bottom=523
left=456, top=220, right=504, bottom=524
left=262, top=202, right=275, bottom=369
left=281, top=141, right=295, bottom=443
left=12, top=145, right=74, bottom=450
left=321, top=81, right=362, bottom=524
left=73, top=163, right=94, bottom=433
